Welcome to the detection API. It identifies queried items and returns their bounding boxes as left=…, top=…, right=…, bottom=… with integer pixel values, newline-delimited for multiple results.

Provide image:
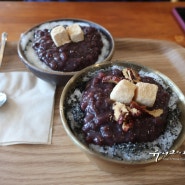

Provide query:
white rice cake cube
left=110, top=79, right=136, bottom=104
left=66, top=23, right=84, bottom=42
left=51, top=25, right=71, bottom=47
left=135, top=82, right=158, bottom=107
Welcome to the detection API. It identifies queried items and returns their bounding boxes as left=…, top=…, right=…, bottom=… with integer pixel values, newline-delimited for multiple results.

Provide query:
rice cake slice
left=66, top=23, right=84, bottom=42
left=135, top=82, right=158, bottom=107
left=110, top=79, right=136, bottom=104
left=51, top=25, right=71, bottom=47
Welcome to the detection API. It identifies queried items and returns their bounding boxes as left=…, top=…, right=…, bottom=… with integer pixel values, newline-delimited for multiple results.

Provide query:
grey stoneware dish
left=59, top=61, right=185, bottom=173
left=17, top=18, right=115, bottom=86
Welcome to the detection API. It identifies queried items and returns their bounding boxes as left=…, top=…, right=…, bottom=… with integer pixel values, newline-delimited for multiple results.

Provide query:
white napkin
left=0, top=71, right=56, bottom=145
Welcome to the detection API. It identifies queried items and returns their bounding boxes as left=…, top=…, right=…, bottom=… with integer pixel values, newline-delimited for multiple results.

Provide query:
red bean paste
left=32, top=27, right=103, bottom=72
left=80, top=69, right=170, bottom=146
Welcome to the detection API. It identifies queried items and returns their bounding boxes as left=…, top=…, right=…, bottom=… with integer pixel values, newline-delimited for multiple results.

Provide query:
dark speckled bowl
left=59, top=61, right=185, bottom=173
left=17, top=19, right=115, bottom=86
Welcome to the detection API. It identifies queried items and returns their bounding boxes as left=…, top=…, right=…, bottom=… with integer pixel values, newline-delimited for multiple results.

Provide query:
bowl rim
left=17, top=18, right=115, bottom=76
left=59, top=60, right=185, bottom=166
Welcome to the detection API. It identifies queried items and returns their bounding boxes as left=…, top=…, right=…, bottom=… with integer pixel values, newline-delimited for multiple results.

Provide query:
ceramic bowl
left=59, top=61, right=185, bottom=173
left=17, top=19, right=115, bottom=85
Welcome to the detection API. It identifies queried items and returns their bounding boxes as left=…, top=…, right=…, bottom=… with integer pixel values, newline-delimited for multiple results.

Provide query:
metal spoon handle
left=0, top=92, right=7, bottom=107
left=0, top=32, right=8, bottom=67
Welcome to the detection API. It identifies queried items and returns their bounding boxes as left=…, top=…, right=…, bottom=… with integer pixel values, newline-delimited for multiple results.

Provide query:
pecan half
left=122, top=68, right=141, bottom=83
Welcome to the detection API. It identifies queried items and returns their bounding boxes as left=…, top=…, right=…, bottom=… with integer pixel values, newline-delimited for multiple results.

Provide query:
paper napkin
left=0, top=71, right=56, bottom=145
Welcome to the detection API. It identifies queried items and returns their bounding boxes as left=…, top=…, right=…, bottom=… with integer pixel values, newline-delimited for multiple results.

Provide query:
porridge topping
left=122, top=68, right=141, bottom=83
left=66, top=24, right=84, bottom=42
left=135, top=82, right=158, bottom=107
left=50, top=25, right=71, bottom=47
left=111, top=69, right=163, bottom=132
left=50, top=24, right=84, bottom=47
left=80, top=68, right=168, bottom=146
left=110, top=79, right=137, bottom=104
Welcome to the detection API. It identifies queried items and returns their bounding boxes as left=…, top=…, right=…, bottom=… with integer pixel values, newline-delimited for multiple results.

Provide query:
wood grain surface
left=0, top=38, right=185, bottom=185
left=0, top=2, right=185, bottom=46
left=0, top=2, right=185, bottom=185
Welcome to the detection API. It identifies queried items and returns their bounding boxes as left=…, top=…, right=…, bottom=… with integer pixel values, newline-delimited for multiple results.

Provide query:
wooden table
left=0, top=2, right=185, bottom=185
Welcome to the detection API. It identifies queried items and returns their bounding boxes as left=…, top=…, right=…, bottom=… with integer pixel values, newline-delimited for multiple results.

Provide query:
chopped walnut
left=122, top=68, right=141, bottom=83
left=122, top=121, right=133, bottom=132
left=112, top=101, right=164, bottom=132
left=117, top=112, right=129, bottom=125
left=112, top=101, right=141, bottom=132
left=129, top=107, right=142, bottom=117
left=112, top=102, right=129, bottom=121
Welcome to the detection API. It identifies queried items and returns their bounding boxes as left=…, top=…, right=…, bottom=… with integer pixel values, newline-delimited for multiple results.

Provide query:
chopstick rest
left=0, top=71, right=56, bottom=145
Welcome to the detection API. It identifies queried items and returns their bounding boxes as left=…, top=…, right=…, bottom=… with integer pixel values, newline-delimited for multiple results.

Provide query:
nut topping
left=112, top=102, right=129, bottom=121
left=122, top=68, right=141, bottom=83
left=113, top=101, right=164, bottom=132
left=122, top=122, right=133, bottom=132
left=129, top=107, right=142, bottom=117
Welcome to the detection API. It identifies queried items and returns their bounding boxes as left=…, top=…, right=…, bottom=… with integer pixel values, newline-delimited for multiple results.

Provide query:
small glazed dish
left=17, top=19, right=115, bottom=85
left=60, top=61, right=185, bottom=173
